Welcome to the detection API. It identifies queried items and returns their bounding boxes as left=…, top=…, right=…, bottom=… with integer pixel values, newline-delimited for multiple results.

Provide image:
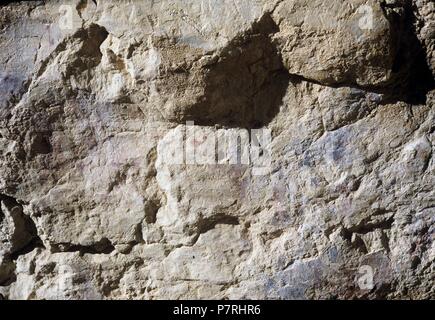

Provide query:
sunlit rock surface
left=0, top=0, right=434, bottom=299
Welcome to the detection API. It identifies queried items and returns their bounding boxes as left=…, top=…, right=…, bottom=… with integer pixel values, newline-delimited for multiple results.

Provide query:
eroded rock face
left=0, top=0, right=433, bottom=299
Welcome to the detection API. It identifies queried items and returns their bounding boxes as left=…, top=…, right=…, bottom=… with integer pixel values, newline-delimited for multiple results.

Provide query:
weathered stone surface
left=271, top=0, right=396, bottom=87
left=414, top=0, right=435, bottom=76
left=0, top=0, right=433, bottom=299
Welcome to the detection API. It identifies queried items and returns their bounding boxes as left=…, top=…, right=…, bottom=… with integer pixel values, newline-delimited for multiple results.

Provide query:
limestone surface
left=0, top=0, right=434, bottom=299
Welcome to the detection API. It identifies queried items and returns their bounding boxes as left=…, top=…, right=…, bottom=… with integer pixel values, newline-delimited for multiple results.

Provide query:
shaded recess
left=182, top=14, right=290, bottom=129
left=0, top=194, right=43, bottom=260
left=379, top=1, right=435, bottom=104
left=62, top=23, right=108, bottom=79
left=0, top=194, right=43, bottom=286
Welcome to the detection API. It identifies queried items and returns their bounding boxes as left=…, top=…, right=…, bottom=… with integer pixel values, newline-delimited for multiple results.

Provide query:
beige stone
left=0, top=0, right=433, bottom=299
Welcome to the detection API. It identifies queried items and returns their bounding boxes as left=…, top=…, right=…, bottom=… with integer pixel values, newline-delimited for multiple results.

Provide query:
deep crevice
left=378, top=1, right=435, bottom=104
left=9, top=236, right=44, bottom=261
left=345, top=216, right=394, bottom=237
left=50, top=237, right=115, bottom=256
left=0, top=194, right=44, bottom=261
left=194, top=215, right=240, bottom=239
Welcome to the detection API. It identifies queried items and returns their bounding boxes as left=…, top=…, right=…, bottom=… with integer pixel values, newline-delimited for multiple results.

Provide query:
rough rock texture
left=0, top=0, right=434, bottom=299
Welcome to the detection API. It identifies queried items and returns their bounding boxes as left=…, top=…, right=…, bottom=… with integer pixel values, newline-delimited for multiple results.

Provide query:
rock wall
left=0, top=0, right=434, bottom=299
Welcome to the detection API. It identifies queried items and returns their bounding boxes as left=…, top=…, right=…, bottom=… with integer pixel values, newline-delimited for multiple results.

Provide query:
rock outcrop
left=0, top=0, right=433, bottom=299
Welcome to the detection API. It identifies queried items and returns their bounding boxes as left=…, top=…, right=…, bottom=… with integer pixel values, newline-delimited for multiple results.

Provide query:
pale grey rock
left=271, top=0, right=396, bottom=87
left=0, top=0, right=433, bottom=299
